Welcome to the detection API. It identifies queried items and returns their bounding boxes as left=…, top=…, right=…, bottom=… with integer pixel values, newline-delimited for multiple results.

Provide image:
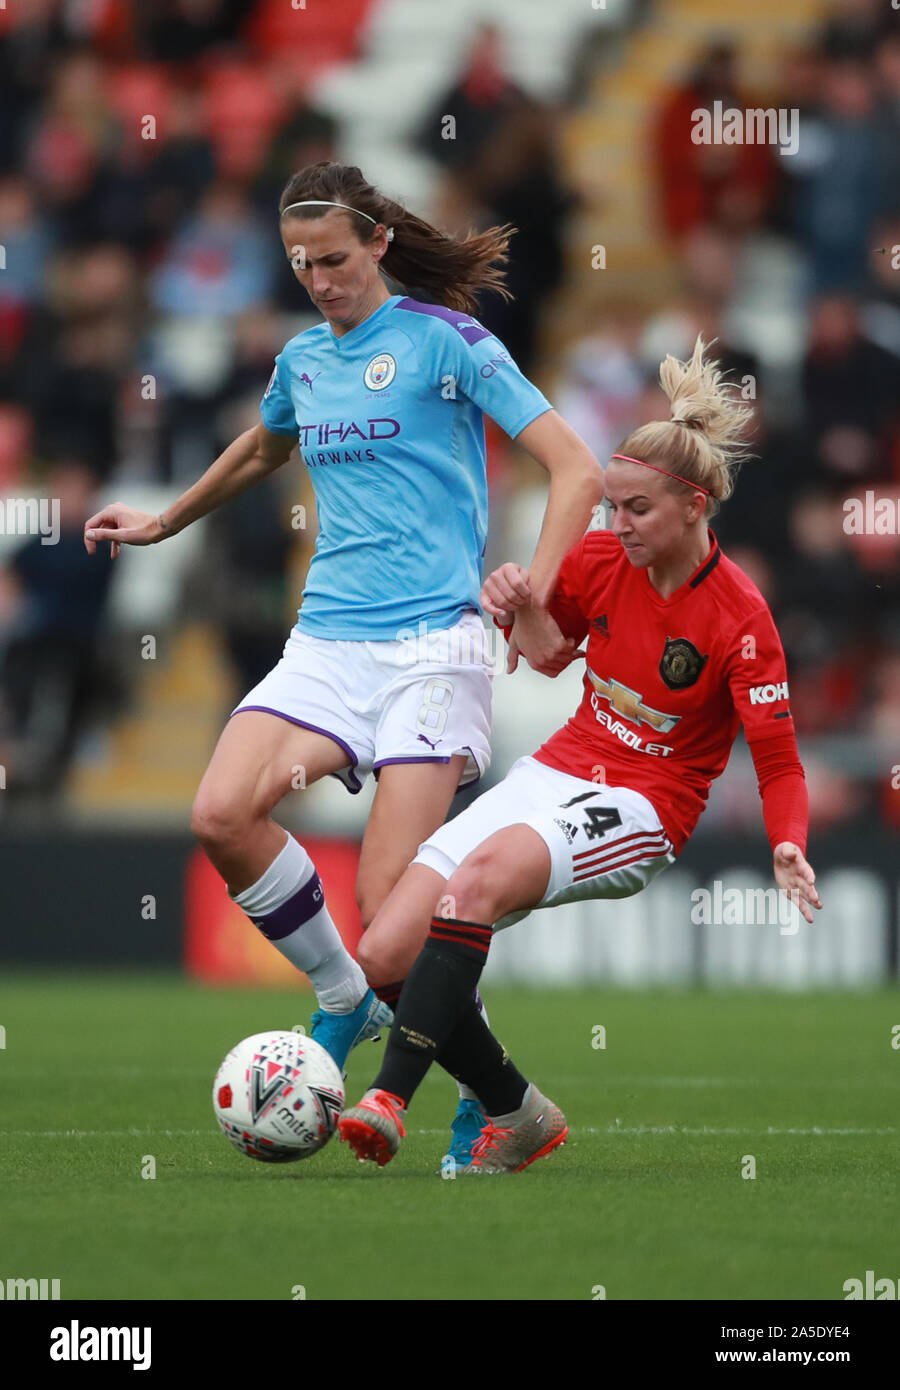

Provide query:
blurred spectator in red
left=652, top=40, right=775, bottom=245
left=867, top=651, right=900, bottom=740
left=417, top=25, right=522, bottom=178
left=0, top=406, right=33, bottom=492
left=201, top=58, right=286, bottom=181
left=244, top=0, right=370, bottom=72
left=24, top=46, right=124, bottom=245
left=0, top=2, right=84, bottom=172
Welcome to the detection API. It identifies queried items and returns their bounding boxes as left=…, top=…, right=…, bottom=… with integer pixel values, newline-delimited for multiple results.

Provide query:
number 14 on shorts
left=560, top=791, right=623, bottom=841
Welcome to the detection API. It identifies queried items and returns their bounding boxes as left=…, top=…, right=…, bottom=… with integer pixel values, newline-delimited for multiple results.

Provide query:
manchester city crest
left=364, top=353, right=396, bottom=391
left=659, top=637, right=707, bottom=690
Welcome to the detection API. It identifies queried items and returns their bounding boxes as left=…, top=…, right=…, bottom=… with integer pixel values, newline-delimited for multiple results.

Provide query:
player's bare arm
left=481, top=561, right=584, bottom=676
left=83, top=422, right=295, bottom=557
left=483, top=412, right=601, bottom=672
left=513, top=410, right=605, bottom=606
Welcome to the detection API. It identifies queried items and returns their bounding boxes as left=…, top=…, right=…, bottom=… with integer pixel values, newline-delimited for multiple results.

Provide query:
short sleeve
left=434, top=318, right=552, bottom=439
left=259, top=353, right=298, bottom=437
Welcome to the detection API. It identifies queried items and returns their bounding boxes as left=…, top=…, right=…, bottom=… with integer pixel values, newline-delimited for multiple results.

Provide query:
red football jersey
left=531, top=528, right=808, bottom=856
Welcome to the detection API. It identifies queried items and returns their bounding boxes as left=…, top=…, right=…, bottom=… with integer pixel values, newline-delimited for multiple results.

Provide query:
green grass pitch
left=2, top=974, right=898, bottom=1301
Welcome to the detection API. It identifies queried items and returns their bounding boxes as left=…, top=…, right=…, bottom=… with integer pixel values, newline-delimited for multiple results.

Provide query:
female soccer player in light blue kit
left=84, top=163, right=604, bottom=1157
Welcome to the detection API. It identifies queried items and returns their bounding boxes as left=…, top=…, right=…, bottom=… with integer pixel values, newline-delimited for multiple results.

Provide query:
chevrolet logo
left=586, top=667, right=681, bottom=733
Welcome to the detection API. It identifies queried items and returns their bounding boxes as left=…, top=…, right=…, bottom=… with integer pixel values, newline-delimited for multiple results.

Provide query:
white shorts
left=230, top=612, right=492, bottom=794
left=414, top=754, right=676, bottom=924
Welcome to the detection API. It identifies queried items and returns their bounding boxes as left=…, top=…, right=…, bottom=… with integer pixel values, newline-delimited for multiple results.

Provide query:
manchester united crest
left=659, top=637, right=707, bottom=690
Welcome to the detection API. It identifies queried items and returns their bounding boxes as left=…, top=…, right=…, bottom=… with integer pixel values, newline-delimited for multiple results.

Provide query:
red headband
left=609, top=453, right=711, bottom=497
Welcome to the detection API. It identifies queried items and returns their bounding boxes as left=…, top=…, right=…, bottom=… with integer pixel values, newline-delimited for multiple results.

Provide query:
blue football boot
left=444, top=1097, right=489, bottom=1167
left=309, top=988, right=393, bottom=1072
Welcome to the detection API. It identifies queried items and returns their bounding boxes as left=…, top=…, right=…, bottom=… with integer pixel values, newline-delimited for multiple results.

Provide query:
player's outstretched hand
left=773, top=842, right=822, bottom=925
left=508, top=604, right=586, bottom=677
left=84, top=504, right=161, bottom=559
left=481, top=562, right=531, bottom=623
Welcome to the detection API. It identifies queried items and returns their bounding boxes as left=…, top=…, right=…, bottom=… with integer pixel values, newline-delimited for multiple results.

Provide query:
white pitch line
left=532, top=1076, right=900, bottom=1090
left=7, top=1128, right=215, bottom=1138
left=588, top=1124, right=899, bottom=1136
left=7, top=1125, right=897, bottom=1139
left=418, top=1125, right=899, bottom=1137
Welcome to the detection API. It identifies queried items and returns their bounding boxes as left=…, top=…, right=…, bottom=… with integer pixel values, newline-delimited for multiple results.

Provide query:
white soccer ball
left=213, top=1030, right=345, bottom=1163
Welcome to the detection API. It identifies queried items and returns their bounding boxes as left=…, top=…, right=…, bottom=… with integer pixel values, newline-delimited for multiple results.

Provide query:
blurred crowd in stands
left=0, top=0, right=897, bottom=835
left=562, top=1, right=900, bottom=832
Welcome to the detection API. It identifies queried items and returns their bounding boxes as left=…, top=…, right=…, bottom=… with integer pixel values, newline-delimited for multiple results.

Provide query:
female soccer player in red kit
left=337, top=336, right=823, bottom=1173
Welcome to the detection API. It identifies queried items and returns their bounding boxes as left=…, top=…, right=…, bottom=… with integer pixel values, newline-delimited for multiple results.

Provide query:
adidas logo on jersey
left=553, top=818, right=579, bottom=844
left=591, top=614, right=610, bottom=637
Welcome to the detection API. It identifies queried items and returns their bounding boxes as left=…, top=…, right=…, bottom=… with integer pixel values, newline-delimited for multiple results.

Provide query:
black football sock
left=370, top=917, right=492, bottom=1106
left=437, top=997, right=529, bottom=1117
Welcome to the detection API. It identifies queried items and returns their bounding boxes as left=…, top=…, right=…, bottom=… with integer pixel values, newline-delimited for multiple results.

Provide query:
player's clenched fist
left=84, top=504, right=164, bottom=559
left=480, top=562, right=531, bottom=622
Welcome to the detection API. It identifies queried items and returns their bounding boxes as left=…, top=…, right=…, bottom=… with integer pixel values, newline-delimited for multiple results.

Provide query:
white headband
left=280, top=200, right=394, bottom=240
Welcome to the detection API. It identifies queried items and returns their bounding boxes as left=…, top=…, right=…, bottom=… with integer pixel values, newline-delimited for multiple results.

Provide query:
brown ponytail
left=279, top=162, right=514, bottom=315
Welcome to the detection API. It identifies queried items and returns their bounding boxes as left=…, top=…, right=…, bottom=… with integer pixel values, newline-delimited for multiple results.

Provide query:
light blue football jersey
left=260, top=294, right=552, bottom=640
